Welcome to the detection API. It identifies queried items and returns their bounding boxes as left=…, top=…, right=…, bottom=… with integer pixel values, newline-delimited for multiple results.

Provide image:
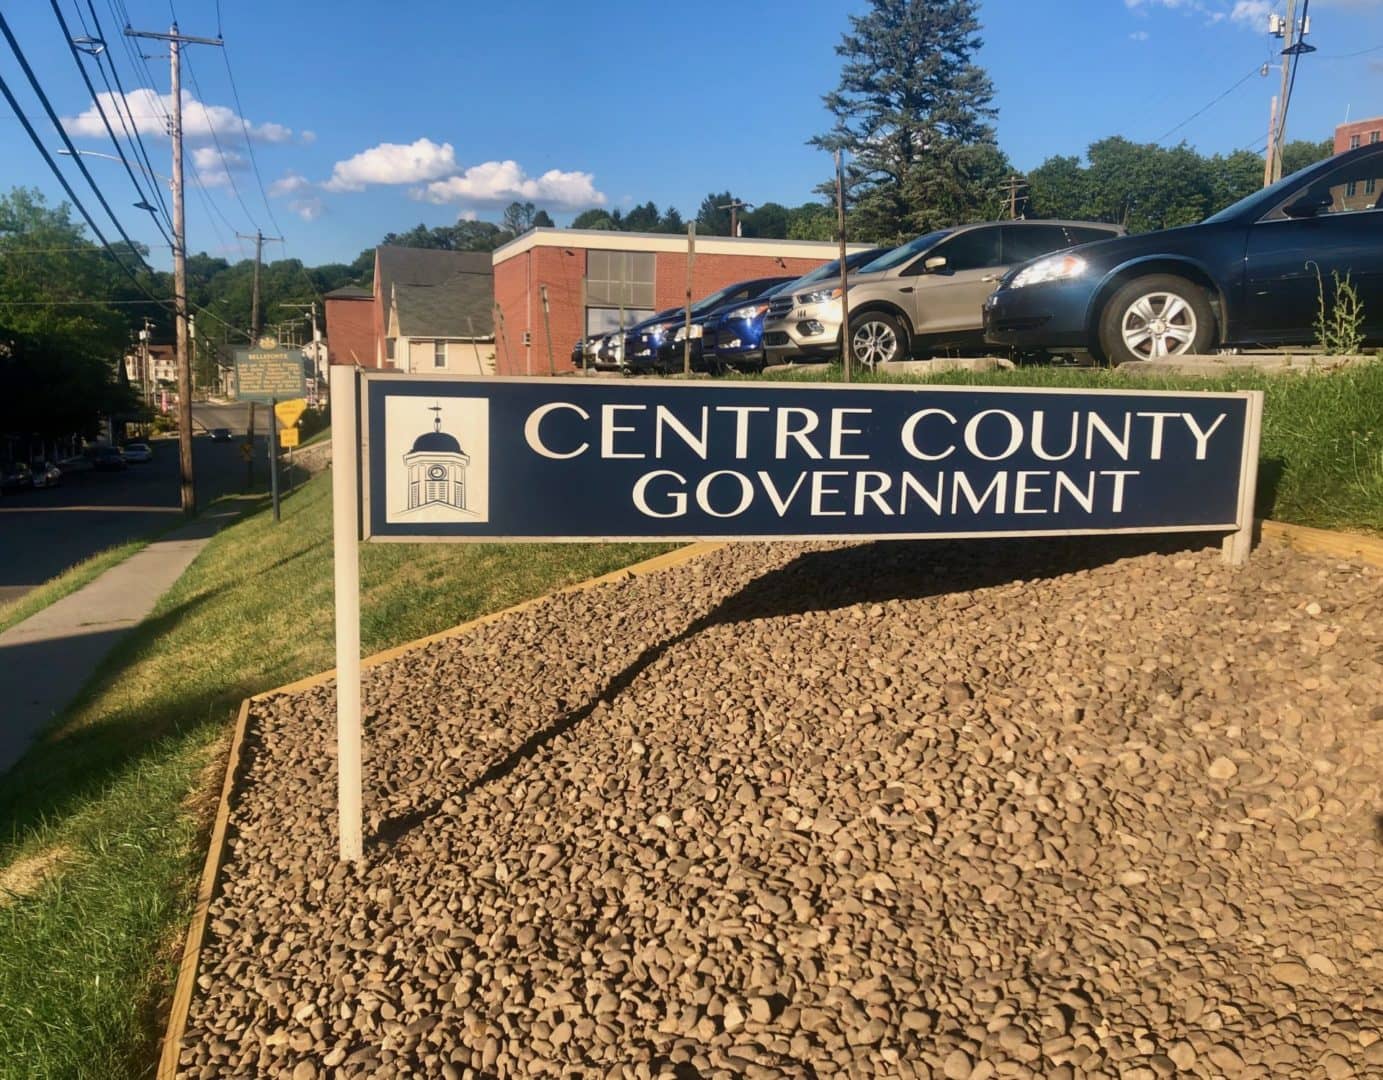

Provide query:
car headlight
left=1010, top=254, right=1087, bottom=289
left=673, top=324, right=703, bottom=342
left=726, top=303, right=769, bottom=321
left=798, top=287, right=842, bottom=305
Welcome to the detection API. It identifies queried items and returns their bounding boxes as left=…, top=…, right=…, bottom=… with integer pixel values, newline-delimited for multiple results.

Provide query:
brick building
left=1334, top=117, right=1382, bottom=154
left=323, top=285, right=374, bottom=367
left=491, top=230, right=864, bottom=376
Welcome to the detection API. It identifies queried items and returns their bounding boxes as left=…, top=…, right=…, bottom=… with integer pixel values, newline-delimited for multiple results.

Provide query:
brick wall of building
left=324, top=296, right=376, bottom=367
left=1334, top=118, right=1382, bottom=154
left=493, top=246, right=835, bottom=377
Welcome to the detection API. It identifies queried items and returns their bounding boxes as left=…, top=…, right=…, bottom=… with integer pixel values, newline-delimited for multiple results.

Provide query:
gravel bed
left=177, top=537, right=1383, bottom=1079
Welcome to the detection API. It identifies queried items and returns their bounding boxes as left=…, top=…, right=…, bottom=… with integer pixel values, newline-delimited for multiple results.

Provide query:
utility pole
left=683, top=222, right=696, bottom=376
left=1267, top=0, right=1314, bottom=185
left=126, top=22, right=223, bottom=515
left=539, top=285, right=555, bottom=375
left=999, top=175, right=1028, bottom=219
left=1263, top=94, right=1279, bottom=188
left=835, top=151, right=851, bottom=384
left=716, top=197, right=751, bottom=237
left=238, top=230, right=283, bottom=340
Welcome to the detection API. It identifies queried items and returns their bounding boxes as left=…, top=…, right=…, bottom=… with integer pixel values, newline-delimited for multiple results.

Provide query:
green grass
left=0, top=541, right=149, bottom=636
left=753, top=361, right=1383, bottom=534
left=0, top=472, right=673, bottom=1079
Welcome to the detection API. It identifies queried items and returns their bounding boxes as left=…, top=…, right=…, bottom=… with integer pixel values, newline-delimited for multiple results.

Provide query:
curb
left=154, top=523, right=1379, bottom=1077
left=155, top=539, right=725, bottom=1079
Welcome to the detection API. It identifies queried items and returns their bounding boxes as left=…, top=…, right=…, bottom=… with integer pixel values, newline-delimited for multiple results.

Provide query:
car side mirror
left=923, top=255, right=948, bottom=273
left=1282, top=193, right=1333, bottom=219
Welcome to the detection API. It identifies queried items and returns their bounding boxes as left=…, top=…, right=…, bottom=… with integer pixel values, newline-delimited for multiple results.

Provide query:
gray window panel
left=1000, top=225, right=1070, bottom=265
left=585, top=250, right=655, bottom=309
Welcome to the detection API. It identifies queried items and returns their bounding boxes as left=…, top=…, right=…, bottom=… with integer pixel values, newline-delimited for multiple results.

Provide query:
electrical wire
left=1278, top=0, right=1312, bottom=150
left=180, top=45, right=262, bottom=232
left=83, top=0, right=172, bottom=229
left=0, top=10, right=159, bottom=271
left=49, top=0, right=174, bottom=248
left=219, top=44, right=283, bottom=236
left=1152, top=64, right=1264, bottom=146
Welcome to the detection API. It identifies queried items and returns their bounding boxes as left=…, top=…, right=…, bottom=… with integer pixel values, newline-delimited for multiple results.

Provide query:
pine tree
left=811, top=0, right=1001, bottom=243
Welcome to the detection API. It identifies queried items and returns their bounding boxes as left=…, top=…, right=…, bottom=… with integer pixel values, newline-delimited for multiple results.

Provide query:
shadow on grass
left=375, top=531, right=1212, bottom=851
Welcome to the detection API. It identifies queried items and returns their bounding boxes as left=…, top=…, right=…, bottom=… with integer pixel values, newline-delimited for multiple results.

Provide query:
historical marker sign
left=357, top=374, right=1262, bottom=545
left=235, top=343, right=305, bottom=403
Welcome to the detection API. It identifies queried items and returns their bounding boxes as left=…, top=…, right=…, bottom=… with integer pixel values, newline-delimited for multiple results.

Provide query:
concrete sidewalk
left=0, top=503, right=240, bottom=777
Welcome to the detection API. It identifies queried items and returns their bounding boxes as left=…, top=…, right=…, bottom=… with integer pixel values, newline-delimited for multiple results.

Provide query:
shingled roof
left=377, top=246, right=494, bottom=339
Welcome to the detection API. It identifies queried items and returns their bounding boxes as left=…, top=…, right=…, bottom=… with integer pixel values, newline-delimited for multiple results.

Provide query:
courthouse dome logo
left=384, top=395, right=489, bottom=524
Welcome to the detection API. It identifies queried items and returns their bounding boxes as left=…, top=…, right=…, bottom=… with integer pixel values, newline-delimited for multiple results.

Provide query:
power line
left=0, top=244, right=171, bottom=253
left=1152, top=64, right=1264, bottom=145
left=180, top=44, right=262, bottom=232
left=48, top=0, right=174, bottom=248
left=0, top=10, right=159, bottom=274
left=220, top=42, right=283, bottom=236
left=86, top=0, right=172, bottom=228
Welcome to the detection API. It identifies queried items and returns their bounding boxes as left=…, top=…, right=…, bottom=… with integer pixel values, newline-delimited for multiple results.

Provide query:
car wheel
left=1098, top=275, right=1215, bottom=364
left=849, top=313, right=906, bottom=370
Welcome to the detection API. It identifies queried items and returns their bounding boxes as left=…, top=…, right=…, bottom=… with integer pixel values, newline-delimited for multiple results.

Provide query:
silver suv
left=763, top=220, right=1122, bottom=366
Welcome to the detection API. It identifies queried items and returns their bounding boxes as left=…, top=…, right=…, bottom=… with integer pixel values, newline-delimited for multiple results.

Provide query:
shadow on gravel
left=374, top=532, right=1210, bottom=851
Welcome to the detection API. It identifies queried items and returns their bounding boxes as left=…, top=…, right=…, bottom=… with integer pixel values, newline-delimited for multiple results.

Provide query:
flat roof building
left=491, top=229, right=868, bottom=376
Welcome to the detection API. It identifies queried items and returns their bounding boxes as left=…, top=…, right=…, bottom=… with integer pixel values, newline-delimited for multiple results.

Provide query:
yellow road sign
left=278, top=428, right=300, bottom=449
left=274, top=398, right=307, bottom=429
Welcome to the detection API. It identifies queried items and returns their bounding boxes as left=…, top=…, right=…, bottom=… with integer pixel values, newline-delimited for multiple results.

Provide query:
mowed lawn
left=0, top=471, right=673, bottom=1080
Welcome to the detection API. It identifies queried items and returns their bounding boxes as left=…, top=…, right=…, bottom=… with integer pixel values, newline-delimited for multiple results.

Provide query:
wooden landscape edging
left=155, top=540, right=725, bottom=1079
left=155, top=522, right=1382, bottom=1077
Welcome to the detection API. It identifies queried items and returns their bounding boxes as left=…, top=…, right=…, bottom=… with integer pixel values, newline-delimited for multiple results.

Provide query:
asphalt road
left=0, top=403, right=269, bottom=605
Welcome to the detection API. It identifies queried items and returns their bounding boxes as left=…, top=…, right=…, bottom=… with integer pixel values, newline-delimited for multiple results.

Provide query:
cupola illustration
left=403, top=403, right=470, bottom=513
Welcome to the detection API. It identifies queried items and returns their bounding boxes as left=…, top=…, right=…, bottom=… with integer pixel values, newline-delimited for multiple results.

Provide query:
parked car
left=208, top=427, right=233, bottom=442
left=744, top=248, right=891, bottom=368
left=1, top=461, right=33, bottom=492
left=31, top=460, right=62, bottom=488
left=57, top=452, right=93, bottom=474
left=87, top=445, right=127, bottom=471
left=827, top=220, right=1125, bottom=367
left=984, top=144, right=1383, bottom=363
left=122, top=441, right=153, bottom=463
left=626, top=279, right=796, bottom=375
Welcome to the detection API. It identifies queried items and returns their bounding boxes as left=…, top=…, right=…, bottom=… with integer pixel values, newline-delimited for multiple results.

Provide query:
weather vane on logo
left=402, top=401, right=472, bottom=514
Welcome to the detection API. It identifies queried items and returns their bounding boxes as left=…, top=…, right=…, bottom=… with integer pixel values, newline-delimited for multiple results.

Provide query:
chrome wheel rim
left=852, top=320, right=898, bottom=368
left=1121, top=292, right=1197, bottom=359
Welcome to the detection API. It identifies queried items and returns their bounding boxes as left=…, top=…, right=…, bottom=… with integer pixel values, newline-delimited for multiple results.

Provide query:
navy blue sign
left=359, top=375, right=1257, bottom=542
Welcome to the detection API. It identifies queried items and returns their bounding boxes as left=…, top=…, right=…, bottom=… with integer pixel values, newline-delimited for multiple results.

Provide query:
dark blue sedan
left=984, top=144, right=1383, bottom=363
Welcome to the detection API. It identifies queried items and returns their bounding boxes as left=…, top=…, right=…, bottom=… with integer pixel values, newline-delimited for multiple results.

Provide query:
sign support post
left=1223, top=389, right=1264, bottom=566
left=269, top=397, right=281, bottom=523
left=330, top=365, right=363, bottom=862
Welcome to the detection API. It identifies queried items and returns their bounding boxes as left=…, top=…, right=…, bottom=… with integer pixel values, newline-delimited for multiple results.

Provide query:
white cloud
left=269, top=171, right=311, bottom=197
left=299, top=130, right=317, bottom=145
left=1129, top=29, right=1151, bottom=39
left=422, top=160, right=604, bottom=209
left=1230, top=0, right=1271, bottom=25
left=290, top=197, right=323, bottom=222
left=63, top=88, right=291, bottom=143
left=322, top=138, right=457, bottom=192
left=458, top=209, right=479, bottom=222
left=192, top=145, right=246, bottom=189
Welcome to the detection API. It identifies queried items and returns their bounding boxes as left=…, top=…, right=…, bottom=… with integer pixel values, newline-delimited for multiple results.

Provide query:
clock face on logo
left=426, top=464, right=447, bottom=481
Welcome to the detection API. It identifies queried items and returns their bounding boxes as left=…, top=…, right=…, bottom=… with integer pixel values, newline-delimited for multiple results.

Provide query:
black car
left=984, top=144, right=1383, bottom=364
left=208, top=427, right=233, bottom=441
left=1, top=461, right=33, bottom=493
left=87, top=445, right=127, bottom=471
left=626, top=278, right=796, bottom=375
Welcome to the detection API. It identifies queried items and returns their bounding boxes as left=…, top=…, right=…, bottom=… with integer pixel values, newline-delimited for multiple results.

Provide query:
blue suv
left=625, top=277, right=794, bottom=374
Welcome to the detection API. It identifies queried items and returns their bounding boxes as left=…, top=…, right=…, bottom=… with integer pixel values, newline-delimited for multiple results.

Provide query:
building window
left=585, top=250, right=655, bottom=309
left=433, top=340, right=446, bottom=368
left=386, top=338, right=396, bottom=361
left=1368, top=177, right=1378, bottom=196
left=1347, top=180, right=1358, bottom=198
left=1372, top=131, right=1381, bottom=145
left=1350, top=134, right=1361, bottom=149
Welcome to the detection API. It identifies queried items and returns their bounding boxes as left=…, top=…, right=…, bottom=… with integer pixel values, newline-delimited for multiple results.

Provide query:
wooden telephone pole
left=125, top=22, right=223, bottom=515
left=999, top=175, right=1028, bottom=219
left=716, top=197, right=751, bottom=237
left=238, top=230, right=283, bottom=341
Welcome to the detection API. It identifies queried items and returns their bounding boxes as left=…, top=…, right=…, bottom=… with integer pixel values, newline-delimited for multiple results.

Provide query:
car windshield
left=1201, top=153, right=1340, bottom=223
left=856, top=230, right=953, bottom=274
left=691, top=283, right=746, bottom=315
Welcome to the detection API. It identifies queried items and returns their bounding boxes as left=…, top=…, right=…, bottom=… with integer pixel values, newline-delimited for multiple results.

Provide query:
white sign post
left=330, top=366, right=363, bottom=861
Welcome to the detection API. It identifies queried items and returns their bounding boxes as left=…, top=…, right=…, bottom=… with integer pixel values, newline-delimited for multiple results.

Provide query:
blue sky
left=2, top=0, right=1379, bottom=270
